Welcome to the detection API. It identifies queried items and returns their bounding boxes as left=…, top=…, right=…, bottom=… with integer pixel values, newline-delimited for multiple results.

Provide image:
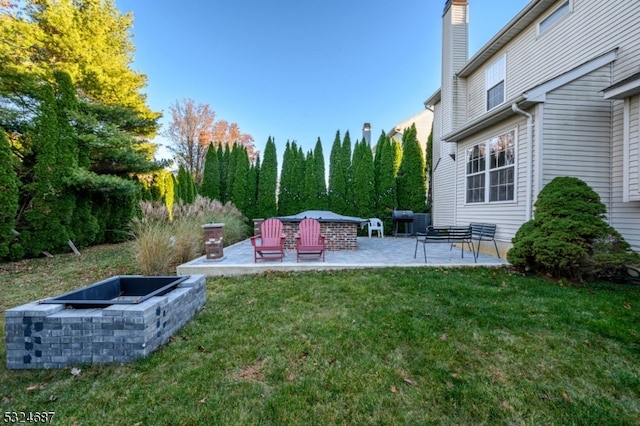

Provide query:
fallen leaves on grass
left=26, top=384, right=44, bottom=392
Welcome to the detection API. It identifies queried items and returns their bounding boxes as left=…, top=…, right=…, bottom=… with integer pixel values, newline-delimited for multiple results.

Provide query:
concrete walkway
left=177, top=236, right=509, bottom=277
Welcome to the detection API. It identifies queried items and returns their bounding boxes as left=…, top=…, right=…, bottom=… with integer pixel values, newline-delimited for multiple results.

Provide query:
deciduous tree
left=165, top=98, right=255, bottom=184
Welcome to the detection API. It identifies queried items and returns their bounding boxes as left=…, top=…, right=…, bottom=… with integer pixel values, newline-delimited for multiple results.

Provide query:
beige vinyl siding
left=431, top=101, right=456, bottom=227
left=464, top=0, right=640, bottom=123
left=629, top=96, right=640, bottom=200
left=610, top=98, right=640, bottom=251
left=454, top=116, right=528, bottom=242
left=540, top=67, right=613, bottom=206
left=442, top=3, right=469, bottom=135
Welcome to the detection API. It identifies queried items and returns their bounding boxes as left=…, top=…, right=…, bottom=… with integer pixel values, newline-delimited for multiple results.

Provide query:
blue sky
left=114, top=0, right=531, bottom=160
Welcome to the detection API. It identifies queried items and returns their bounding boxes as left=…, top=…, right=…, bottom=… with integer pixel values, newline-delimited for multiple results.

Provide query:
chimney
left=441, top=0, right=469, bottom=136
left=362, top=122, right=371, bottom=145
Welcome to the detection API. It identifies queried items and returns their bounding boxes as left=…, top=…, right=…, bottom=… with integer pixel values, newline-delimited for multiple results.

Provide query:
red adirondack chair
left=250, top=218, right=286, bottom=262
left=295, top=218, right=325, bottom=262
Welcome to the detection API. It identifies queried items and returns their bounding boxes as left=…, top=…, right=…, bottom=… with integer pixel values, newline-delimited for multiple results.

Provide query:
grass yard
left=1, top=243, right=639, bottom=425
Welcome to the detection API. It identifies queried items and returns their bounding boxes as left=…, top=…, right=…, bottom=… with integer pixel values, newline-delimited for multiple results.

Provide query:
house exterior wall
left=610, top=95, right=640, bottom=250
left=464, top=0, right=640, bottom=125
left=540, top=66, right=613, bottom=207
left=433, top=0, right=640, bottom=253
left=454, top=116, right=528, bottom=249
left=387, top=109, right=434, bottom=154
left=430, top=100, right=457, bottom=227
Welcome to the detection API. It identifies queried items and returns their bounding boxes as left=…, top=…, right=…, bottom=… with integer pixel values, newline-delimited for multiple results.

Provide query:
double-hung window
left=486, top=55, right=506, bottom=111
left=466, top=130, right=516, bottom=203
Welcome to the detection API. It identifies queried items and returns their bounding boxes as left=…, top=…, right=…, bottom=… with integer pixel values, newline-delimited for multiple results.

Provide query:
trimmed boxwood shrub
left=507, top=176, right=639, bottom=281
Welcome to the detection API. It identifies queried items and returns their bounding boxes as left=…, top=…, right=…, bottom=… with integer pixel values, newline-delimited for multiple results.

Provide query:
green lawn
left=1, top=244, right=639, bottom=425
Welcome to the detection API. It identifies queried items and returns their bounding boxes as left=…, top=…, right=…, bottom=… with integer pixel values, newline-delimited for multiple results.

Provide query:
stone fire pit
left=5, top=274, right=206, bottom=369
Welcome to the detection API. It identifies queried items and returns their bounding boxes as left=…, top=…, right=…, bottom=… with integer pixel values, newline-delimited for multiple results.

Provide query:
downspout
left=512, top=103, right=534, bottom=221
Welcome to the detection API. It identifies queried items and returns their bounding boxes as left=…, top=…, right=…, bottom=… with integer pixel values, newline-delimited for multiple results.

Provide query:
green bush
left=507, top=176, right=639, bottom=281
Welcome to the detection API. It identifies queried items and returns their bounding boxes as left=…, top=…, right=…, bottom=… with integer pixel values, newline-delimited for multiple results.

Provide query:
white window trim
left=464, top=128, right=518, bottom=205
left=486, top=55, right=506, bottom=112
left=538, top=0, right=572, bottom=36
left=623, top=96, right=640, bottom=202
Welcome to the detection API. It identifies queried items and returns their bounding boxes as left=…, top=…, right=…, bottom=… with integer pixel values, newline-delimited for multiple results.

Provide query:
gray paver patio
left=177, top=236, right=509, bottom=277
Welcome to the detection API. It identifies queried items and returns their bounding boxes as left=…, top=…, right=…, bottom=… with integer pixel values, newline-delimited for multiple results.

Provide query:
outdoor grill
left=392, top=209, right=414, bottom=236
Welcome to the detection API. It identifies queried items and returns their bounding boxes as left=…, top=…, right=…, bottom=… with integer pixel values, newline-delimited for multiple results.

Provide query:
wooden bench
left=414, top=226, right=475, bottom=263
left=470, top=223, right=499, bottom=260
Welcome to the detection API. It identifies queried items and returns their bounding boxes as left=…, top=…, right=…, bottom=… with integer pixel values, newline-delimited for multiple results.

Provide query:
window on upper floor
left=486, top=55, right=505, bottom=111
left=539, top=0, right=571, bottom=34
left=466, top=129, right=516, bottom=204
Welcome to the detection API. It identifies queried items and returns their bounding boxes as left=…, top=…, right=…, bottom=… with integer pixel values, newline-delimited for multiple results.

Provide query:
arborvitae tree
left=54, top=71, right=97, bottom=249
left=200, top=143, right=221, bottom=200
left=373, top=130, right=384, bottom=190
left=375, top=133, right=398, bottom=225
left=174, top=166, right=184, bottom=203
left=176, top=165, right=195, bottom=203
left=231, top=146, right=250, bottom=215
left=278, top=141, right=305, bottom=215
left=396, top=124, right=426, bottom=212
left=312, top=138, right=327, bottom=210
left=301, top=150, right=315, bottom=210
left=291, top=145, right=305, bottom=213
left=278, top=141, right=295, bottom=215
left=392, top=138, right=402, bottom=176
left=153, top=169, right=175, bottom=220
left=328, top=130, right=348, bottom=214
left=257, top=137, right=278, bottom=218
left=19, top=83, right=70, bottom=255
left=246, top=154, right=259, bottom=220
left=352, top=139, right=375, bottom=219
left=425, top=127, right=433, bottom=210
left=218, top=145, right=229, bottom=203
left=0, top=130, right=19, bottom=258
left=225, top=144, right=240, bottom=202
left=341, top=131, right=354, bottom=215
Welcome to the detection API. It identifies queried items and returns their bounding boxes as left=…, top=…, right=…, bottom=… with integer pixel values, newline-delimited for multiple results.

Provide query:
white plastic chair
left=368, top=218, right=384, bottom=238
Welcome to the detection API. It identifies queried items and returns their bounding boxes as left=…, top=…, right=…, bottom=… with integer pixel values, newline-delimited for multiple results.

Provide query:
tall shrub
left=20, top=83, right=73, bottom=255
left=0, top=131, right=19, bottom=258
left=507, top=176, right=640, bottom=281
left=257, top=137, right=278, bottom=218
left=374, top=133, right=398, bottom=225
left=396, top=124, right=426, bottom=212
left=200, top=143, right=221, bottom=201
left=352, top=139, right=374, bottom=218
left=312, top=138, right=328, bottom=210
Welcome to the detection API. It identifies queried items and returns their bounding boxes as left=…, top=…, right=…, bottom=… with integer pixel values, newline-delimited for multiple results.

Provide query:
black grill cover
left=392, top=210, right=414, bottom=221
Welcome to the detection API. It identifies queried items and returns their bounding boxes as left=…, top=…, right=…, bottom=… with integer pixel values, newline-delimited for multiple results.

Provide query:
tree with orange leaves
left=165, top=98, right=256, bottom=184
